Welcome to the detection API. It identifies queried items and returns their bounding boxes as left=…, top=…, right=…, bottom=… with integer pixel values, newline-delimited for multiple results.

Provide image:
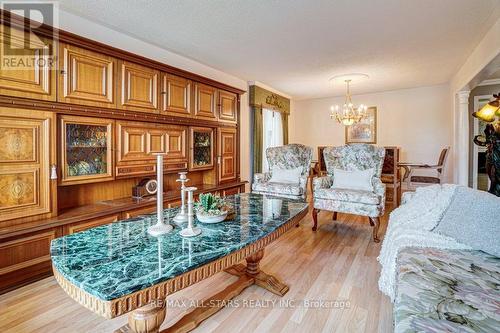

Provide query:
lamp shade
left=473, top=94, right=500, bottom=123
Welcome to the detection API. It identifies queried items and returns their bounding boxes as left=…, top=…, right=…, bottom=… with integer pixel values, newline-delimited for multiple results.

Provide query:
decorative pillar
left=456, top=91, right=470, bottom=186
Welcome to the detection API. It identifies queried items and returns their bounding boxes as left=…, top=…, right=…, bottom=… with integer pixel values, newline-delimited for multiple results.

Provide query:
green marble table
left=51, top=193, right=308, bottom=333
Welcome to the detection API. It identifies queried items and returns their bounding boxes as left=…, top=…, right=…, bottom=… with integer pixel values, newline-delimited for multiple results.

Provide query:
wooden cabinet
left=118, top=61, right=159, bottom=112
left=64, top=214, right=119, bottom=234
left=0, top=227, right=61, bottom=293
left=161, top=73, right=191, bottom=117
left=60, top=116, right=114, bottom=185
left=0, top=109, right=54, bottom=222
left=223, top=186, right=240, bottom=196
left=58, top=43, right=117, bottom=107
left=0, top=24, right=56, bottom=101
left=218, top=90, right=237, bottom=123
left=194, top=83, right=217, bottom=120
left=190, top=127, right=214, bottom=171
left=218, top=128, right=237, bottom=182
left=122, top=205, right=156, bottom=219
left=116, top=121, right=187, bottom=177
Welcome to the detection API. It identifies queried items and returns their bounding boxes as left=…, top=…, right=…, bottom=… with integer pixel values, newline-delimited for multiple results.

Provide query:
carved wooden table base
left=115, top=249, right=288, bottom=333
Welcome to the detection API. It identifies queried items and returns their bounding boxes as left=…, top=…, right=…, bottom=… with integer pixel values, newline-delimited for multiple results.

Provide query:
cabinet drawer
left=223, top=187, right=240, bottom=197
left=64, top=214, right=119, bottom=234
left=123, top=206, right=156, bottom=219
left=116, top=164, right=156, bottom=178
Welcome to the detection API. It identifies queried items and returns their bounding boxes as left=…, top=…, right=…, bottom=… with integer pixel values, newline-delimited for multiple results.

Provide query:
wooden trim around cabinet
left=59, top=115, right=114, bottom=185
left=64, top=214, right=119, bottom=235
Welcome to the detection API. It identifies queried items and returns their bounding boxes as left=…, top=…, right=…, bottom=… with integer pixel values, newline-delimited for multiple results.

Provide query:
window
left=262, top=108, right=283, bottom=171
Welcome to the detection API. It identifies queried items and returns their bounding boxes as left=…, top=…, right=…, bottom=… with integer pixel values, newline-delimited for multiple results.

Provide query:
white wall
left=56, top=9, right=252, bottom=188
left=290, top=84, right=454, bottom=182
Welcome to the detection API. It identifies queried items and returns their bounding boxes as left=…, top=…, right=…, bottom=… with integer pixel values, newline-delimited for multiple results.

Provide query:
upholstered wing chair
left=252, top=144, right=313, bottom=200
left=312, top=144, right=386, bottom=242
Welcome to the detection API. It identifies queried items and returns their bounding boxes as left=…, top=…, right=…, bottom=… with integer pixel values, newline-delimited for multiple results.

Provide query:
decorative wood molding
left=52, top=207, right=307, bottom=319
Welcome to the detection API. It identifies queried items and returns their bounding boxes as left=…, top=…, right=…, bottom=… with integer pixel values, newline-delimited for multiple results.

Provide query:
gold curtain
left=282, top=113, right=289, bottom=145
left=252, top=106, right=263, bottom=174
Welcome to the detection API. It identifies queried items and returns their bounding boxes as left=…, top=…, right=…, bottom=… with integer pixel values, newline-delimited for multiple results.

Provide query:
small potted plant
left=195, top=193, right=228, bottom=223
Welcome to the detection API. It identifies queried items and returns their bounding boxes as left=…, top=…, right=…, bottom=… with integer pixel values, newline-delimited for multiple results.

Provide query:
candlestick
left=147, top=154, right=173, bottom=236
left=173, top=172, right=189, bottom=223
left=179, top=187, right=201, bottom=237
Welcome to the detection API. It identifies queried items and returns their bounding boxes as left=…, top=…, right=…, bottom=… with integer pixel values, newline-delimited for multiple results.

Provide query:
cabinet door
left=118, top=61, right=159, bottom=112
left=0, top=228, right=61, bottom=293
left=0, top=25, right=56, bottom=101
left=161, top=73, right=191, bottom=117
left=194, top=83, right=217, bottom=120
left=60, top=116, right=114, bottom=185
left=218, top=90, right=237, bottom=123
left=0, top=108, right=53, bottom=221
left=218, top=128, right=237, bottom=182
left=58, top=43, right=116, bottom=107
left=64, top=214, right=119, bottom=234
left=190, top=127, right=214, bottom=171
left=166, top=126, right=187, bottom=160
left=117, top=122, right=149, bottom=163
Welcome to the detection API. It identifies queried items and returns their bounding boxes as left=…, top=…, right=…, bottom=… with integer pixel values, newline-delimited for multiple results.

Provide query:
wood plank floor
left=0, top=202, right=393, bottom=333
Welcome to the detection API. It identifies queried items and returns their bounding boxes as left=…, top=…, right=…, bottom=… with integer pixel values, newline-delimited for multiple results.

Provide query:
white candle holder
left=173, top=172, right=189, bottom=223
left=148, top=154, right=174, bottom=236
left=179, top=187, right=202, bottom=237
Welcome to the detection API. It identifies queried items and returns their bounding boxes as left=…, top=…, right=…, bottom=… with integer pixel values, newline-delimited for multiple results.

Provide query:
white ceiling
left=59, top=0, right=500, bottom=100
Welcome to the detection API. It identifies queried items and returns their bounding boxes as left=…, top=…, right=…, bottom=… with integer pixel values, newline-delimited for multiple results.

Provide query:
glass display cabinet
left=189, top=127, right=214, bottom=171
left=60, top=115, right=114, bottom=185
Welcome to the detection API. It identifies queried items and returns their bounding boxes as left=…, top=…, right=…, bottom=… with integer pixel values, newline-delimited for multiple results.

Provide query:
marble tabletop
left=50, top=193, right=308, bottom=301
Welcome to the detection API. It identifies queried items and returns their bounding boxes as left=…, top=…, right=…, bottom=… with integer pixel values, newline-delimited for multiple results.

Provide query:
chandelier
left=330, top=79, right=367, bottom=126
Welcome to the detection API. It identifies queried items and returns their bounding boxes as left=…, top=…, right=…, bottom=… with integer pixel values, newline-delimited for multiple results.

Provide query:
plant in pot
left=195, top=193, right=229, bottom=223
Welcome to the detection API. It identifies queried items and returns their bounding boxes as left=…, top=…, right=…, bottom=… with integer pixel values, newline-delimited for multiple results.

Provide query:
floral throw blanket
left=394, top=247, right=500, bottom=333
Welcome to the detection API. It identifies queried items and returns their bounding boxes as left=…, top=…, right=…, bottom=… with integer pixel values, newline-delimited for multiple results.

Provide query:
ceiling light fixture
left=329, top=74, right=369, bottom=126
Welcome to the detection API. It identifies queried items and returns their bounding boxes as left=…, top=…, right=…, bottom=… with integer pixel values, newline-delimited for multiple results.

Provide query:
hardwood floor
left=0, top=203, right=393, bottom=333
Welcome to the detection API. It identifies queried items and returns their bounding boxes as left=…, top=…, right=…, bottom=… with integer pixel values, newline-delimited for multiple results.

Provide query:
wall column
left=456, top=90, right=471, bottom=186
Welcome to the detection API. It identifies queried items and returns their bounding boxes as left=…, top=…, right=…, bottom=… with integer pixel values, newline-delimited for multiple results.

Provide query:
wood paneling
left=194, top=83, right=217, bottom=120
left=118, top=61, right=159, bottom=112
left=0, top=109, right=53, bottom=222
left=0, top=24, right=56, bottom=101
left=59, top=115, right=114, bottom=185
left=223, top=187, right=240, bottom=196
left=218, top=127, right=237, bottom=183
left=218, top=90, right=237, bottom=123
left=64, top=214, right=119, bottom=234
left=161, top=73, right=191, bottom=117
left=58, top=43, right=116, bottom=107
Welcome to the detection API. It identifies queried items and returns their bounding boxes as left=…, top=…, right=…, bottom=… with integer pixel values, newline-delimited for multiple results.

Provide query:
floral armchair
left=312, top=144, right=386, bottom=242
left=252, top=144, right=313, bottom=200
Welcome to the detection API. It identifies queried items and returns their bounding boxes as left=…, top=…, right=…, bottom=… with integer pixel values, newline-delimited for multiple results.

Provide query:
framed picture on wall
left=345, top=106, right=377, bottom=144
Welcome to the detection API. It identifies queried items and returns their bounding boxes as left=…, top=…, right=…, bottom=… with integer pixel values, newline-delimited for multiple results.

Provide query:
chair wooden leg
left=369, top=217, right=380, bottom=243
left=368, top=216, right=374, bottom=226
left=312, top=209, right=319, bottom=231
left=332, top=211, right=337, bottom=221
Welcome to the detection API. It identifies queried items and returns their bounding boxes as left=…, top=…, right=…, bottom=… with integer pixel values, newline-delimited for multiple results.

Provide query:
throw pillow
left=269, top=167, right=302, bottom=184
left=331, top=168, right=374, bottom=191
